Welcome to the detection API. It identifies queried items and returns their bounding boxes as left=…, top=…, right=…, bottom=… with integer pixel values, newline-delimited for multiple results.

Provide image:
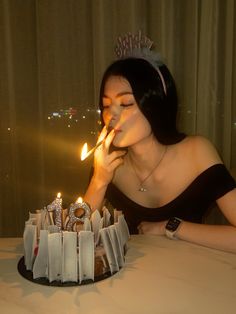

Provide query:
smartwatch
left=165, top=217, right=182, bottom=239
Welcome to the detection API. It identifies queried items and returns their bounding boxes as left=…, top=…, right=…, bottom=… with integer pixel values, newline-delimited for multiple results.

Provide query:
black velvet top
left=105, top=164, right=236, bottom=234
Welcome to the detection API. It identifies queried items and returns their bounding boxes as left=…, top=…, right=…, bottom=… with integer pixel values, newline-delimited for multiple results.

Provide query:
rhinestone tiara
left=115, top=30, right=153, bottom=58
left=114, top=30, right=167, bottom=95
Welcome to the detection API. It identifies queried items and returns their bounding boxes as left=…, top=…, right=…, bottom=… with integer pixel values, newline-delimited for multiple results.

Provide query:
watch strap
left=165, top=217, right=182, bottom=239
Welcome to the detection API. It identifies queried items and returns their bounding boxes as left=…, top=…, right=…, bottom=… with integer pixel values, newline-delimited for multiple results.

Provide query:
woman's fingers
left=137, top=223, right=144, bottom=234
left=96, top=125, right=108, bottom=144
left=96, top=126, right=115, bottom=152
left=106, top=150, right=126, bottom=173
left=109, top=149, right=127, bottom=161
left=103, top=129, right=115, bottom=151
left=110, top=156, right=125, bottom=170
left=93, top=127, right=126, bottom=185
left=95, top=126, right=126, bottom=168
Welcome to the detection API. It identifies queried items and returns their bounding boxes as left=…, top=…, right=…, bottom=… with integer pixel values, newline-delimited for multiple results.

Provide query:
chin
left=112, top=138, right=126, bottom=147
left=109, top=142, right=128, bottom=153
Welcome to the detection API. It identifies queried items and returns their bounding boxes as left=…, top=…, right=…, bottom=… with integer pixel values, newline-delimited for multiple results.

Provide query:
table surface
left=0, top=236, right=236, bottom=314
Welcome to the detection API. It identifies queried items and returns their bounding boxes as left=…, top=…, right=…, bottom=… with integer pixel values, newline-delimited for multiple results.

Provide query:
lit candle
left=47, top=192, right=63, bottom=231
left=66, top=196, right=91, bottom=231
left=76, top=196, right=83, bottom=204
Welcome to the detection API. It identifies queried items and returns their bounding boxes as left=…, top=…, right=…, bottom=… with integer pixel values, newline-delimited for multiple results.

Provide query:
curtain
left=0, top=0, right=235, bottom=236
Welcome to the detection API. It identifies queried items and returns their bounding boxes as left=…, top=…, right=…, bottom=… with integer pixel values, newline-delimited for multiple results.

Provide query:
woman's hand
left=93, top=126, right=127, bottom=187
left=137, top=221, right=167, bottom=235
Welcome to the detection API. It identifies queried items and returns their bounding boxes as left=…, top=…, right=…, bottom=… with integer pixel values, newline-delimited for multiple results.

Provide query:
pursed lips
left=114, top=128, right=122, bottom=134
left=108, top=123, right=122, bottom=134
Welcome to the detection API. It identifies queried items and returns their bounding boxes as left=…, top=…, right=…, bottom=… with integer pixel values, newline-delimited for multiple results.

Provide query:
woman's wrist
left=83, top=175, right=109, bottom=212
left=160, top=220, right=168, bottom=235
left=90, top=174, right=110, bottom=191
left=165, top=217, right=183, bottom=239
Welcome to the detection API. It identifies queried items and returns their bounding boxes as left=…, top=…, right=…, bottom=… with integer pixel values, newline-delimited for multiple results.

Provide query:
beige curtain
left=0, top=0, right=235, bottom=236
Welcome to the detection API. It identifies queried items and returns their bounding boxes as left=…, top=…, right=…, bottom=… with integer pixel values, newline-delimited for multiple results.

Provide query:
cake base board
left=17, top=257, right=114, bottom=287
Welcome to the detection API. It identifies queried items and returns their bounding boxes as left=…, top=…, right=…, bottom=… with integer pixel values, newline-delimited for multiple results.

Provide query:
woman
left=84, top=56, right=236, bottom=253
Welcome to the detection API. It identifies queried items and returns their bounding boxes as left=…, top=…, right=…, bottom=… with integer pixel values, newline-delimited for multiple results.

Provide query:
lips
left=108, top=123, right=122, bottom=134
left=114, top=129, right=122, bottom=134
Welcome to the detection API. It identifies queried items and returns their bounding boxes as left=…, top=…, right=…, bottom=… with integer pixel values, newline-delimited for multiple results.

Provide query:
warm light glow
left=76, top=197, right=83, bottom=203
left=81, top=143, right=88, bottom=161
left=57, top=192, right=61, bottom=198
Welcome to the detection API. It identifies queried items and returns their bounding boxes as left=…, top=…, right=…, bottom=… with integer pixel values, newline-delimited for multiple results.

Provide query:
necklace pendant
left=139, top=187, right=147, bottom=192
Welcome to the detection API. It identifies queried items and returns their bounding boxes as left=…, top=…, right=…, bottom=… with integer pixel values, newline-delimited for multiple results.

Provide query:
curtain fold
left=0, top=0, right=235, bottom=236
left=221, top=0, right=235, bottom=166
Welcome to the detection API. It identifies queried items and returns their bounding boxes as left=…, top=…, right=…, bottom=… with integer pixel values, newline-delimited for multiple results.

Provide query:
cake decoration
left=19, top=194, right=130, bottom=286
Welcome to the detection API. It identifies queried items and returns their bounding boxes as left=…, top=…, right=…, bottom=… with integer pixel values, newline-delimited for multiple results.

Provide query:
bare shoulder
left=178, top=135, right=223, bottom=171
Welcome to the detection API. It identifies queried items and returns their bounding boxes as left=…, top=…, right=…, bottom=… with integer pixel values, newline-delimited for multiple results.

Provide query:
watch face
left=166, top=217, right=181, bottom=232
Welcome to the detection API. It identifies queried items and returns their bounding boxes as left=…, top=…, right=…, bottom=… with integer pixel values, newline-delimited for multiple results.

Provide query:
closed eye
left=120, top=103, right=133, bottom=107
left=102, top=103, right=134, bottom=109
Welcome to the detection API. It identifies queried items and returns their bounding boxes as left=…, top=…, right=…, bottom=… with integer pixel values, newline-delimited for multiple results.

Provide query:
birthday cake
left=20, top=195, right=130, bottom=285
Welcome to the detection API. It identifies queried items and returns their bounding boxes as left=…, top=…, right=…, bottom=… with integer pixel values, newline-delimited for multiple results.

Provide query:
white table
left=0, top=236, right=236, bottom=314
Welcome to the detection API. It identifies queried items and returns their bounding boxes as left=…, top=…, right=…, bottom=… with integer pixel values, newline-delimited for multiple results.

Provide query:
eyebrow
left=103, top=91, right=133, bottom=99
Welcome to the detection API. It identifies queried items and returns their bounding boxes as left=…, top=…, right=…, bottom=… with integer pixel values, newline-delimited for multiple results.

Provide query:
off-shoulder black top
left=105, top=164, right=236, bottom=234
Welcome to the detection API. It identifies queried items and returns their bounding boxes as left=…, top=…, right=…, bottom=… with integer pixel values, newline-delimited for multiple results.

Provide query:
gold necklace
left=129, top=146, right=167, bottom=192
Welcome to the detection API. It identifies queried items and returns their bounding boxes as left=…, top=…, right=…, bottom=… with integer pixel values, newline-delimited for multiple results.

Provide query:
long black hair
left=99, top=57, right=185, bottom=145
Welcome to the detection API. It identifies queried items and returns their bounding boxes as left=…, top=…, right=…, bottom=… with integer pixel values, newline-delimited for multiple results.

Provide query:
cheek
left=102, top=111, right=110, bottom=124
left=120, top=108, right=137, bottom=123
left=122, top=109, right=144, bottom=126
left=123, top=110, right=151, bottom=135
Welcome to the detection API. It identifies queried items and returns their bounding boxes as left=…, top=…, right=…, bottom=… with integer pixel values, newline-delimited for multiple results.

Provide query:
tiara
left=114, top=30, right=167, bottom=95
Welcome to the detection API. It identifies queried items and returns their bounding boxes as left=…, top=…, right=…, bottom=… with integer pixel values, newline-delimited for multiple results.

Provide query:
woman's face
left=102, top=76, right=152, bottom=147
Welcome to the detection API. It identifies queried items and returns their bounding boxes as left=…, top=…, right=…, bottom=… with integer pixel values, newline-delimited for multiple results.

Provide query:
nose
left=109, top=103, right=120, bottom=115
left=107, top=103, right=121, bottom=124
left=103, top=102, right=121, bottom=129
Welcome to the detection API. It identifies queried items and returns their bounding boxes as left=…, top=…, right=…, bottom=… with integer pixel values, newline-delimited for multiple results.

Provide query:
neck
left=127, top=134, right=166, bottom=171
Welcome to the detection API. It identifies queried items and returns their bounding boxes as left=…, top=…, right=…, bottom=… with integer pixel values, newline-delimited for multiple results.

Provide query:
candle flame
left=76, top=197, right=83, bottom=203
left=81, top=143, right=88, bottom=161
left=57, top=192, right=61, bottom=198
